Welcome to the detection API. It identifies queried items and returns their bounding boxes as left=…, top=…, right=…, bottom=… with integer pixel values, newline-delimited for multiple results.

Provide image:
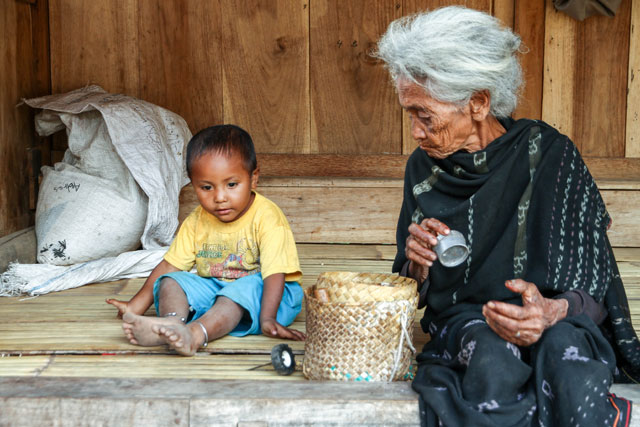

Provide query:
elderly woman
left=376, top=6, right=639, bottom=426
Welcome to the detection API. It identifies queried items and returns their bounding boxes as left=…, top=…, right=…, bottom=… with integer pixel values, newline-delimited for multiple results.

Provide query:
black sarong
left=393, top=118, right=639, bottom=426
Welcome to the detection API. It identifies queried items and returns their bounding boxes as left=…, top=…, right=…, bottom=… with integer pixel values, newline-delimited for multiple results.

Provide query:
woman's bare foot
left=152, top=322, right=205, bottom=356
left=121, top=312, right=183, bottom=346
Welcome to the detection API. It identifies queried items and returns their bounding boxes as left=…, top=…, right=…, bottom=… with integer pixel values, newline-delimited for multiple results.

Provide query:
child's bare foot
left=121, top=312, right=183, bottom=347
left=152, top=323, right=204, bottom=356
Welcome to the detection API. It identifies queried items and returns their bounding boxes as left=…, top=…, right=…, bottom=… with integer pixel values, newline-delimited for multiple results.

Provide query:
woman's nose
left=410, top=116, right=427, bottom=140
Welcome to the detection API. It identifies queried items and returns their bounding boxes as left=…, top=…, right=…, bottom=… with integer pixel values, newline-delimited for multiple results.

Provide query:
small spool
left=271, top=343, right=296, bottom=375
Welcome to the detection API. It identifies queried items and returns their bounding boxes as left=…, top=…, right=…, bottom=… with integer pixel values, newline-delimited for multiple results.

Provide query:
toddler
left=107, top=124, right=304, bottom=355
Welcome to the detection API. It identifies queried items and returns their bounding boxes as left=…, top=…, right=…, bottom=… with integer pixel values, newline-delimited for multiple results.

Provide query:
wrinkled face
left=397, top=78, right=475, bottom=159
left=190, top=151, right=258, bottom=223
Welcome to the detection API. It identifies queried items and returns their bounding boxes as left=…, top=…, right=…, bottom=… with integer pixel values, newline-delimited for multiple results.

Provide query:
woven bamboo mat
left=0, top=244, right=637, bottom=382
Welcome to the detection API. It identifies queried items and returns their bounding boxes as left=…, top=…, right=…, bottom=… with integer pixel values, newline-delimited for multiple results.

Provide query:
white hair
left=375, top=6, right=524, bottom=118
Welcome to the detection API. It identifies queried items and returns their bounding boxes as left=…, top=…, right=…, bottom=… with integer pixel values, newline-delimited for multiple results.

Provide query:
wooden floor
left=0, top=244, right=639, bottom=426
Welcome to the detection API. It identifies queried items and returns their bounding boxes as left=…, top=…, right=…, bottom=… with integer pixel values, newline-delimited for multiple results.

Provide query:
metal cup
left=434, top=230, right=469, bottom=267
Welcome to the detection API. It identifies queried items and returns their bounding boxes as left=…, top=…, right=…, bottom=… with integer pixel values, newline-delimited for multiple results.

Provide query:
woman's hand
left=405, top=218, right=450, bottom=283
left=482, top=279, right=569, bottom=346
left=261, top=318, right=306, bottom=341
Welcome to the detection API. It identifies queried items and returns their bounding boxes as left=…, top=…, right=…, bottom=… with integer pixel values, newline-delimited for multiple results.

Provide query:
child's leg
left=122, top=277, right=190, bottom=346
left=156, top=277, right=190, bottom=319
left=153, top=296, right=245, bottom=356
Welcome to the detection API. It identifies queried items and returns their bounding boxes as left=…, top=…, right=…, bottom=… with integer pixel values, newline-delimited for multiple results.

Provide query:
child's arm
left=106, top=259, right=181, bottom=318
left=260, top=273, right=305, bottom=341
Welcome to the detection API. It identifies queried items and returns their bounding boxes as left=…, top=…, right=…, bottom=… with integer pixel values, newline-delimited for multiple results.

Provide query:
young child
left=106, top=124, right=305, bottom=355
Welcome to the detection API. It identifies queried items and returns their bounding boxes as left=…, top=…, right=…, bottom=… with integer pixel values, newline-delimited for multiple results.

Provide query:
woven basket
left=303, top=272, right=418, bottom=382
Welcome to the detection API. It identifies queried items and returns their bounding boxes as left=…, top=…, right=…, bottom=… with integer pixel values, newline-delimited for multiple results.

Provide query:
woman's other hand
left=482, top=279, right=569, bottom=346
left=406, top=218, right=450, bottom=283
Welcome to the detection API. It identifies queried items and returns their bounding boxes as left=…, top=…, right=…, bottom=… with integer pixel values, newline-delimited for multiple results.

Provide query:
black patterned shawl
left=393, top=117, right=640, bottom=381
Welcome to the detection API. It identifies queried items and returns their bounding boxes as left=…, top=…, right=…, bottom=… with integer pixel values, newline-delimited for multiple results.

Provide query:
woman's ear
left=469, top=90, right=492, bottom=121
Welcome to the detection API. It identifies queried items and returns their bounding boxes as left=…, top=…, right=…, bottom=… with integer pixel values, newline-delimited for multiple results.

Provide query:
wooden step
left=0, top=376, right=637, bottom=427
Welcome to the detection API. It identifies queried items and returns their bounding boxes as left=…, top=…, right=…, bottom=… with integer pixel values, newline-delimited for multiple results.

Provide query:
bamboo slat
left=0, top=355, right=51, bottom=376
left=0, top=354, right=307, bottom=381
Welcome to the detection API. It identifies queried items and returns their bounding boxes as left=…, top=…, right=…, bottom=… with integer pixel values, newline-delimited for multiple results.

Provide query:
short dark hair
left=186, top=125, right=257, bottom=176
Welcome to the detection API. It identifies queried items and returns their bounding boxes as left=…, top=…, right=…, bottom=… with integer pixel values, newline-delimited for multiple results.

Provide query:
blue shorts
left=153, top=271, right=303, bottom=337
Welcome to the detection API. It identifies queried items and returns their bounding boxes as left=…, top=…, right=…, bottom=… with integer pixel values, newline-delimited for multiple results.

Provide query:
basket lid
left=313, top=271, right=417, bottom=303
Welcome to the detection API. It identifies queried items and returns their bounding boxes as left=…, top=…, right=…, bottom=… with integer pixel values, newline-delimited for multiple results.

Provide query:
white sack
left=34, top=110, right=148, bottom=264
left=24, top=86, right=191, bottom=264
left=0, top=86, right=193, bottom=297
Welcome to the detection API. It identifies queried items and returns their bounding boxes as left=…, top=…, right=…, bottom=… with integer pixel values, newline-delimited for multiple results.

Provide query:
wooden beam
left=0, top=0, right=45, bottom=237
left=583, top=157, right=640, bottom=181
left=310, top=0, right=402, bottom=155
left=255, top=153, right=640, bottom=181
left=138, top=1, right=223, bottom=135
left=627, top=0, right=640, bottom=158
left=222, top=1, right=310, bottom=154
left=513, top=0, right=545, bottom=120
left=576, top=1, right=631, bottom=158
left=179, top=178, right=403, bottom=244
left=257, top=153, right=408, bottom=178
left=49, top=0, right=140, bottom=96
left=492, top=0, right=515, bottom=28
left=542, top=0, right=578, bottom=144
left=180, top=173, right=640, bottom=247
left=602, top=190, right=640, bottom=248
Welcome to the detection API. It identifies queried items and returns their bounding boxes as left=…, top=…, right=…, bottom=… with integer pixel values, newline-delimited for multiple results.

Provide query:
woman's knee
left=459, top=323, right=531, bottom=401
left=537, top=321, right=589, bottom=358
left=459, top=323, right=523, bottom=366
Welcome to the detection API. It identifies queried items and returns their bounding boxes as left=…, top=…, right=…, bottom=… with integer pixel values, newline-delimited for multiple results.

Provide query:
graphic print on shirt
left=196, top=237, right=260, bottom=280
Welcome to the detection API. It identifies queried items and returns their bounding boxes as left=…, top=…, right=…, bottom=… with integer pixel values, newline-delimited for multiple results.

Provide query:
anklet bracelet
left=195, top=320, right=208, bottom=348
left=163, top=312, right=186, bottom=323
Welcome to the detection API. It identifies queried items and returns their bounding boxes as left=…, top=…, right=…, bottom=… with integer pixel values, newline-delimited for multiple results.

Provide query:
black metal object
left=271, top=343, right=296, bottom=376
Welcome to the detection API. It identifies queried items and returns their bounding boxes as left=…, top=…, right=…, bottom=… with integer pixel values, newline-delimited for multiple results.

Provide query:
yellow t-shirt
left=164, top=192, right=302, bottom=283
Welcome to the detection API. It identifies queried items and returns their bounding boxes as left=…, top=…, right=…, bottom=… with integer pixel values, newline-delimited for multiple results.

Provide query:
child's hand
left=261, top=318, right=306, bottom=341
left=105, top=298, right=130, bottom=319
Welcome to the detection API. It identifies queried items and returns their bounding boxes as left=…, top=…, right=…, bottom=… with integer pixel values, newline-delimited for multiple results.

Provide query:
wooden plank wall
left=1, top=0, right=50, bottom=238
left=1, top=0, right=639, bottom=238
